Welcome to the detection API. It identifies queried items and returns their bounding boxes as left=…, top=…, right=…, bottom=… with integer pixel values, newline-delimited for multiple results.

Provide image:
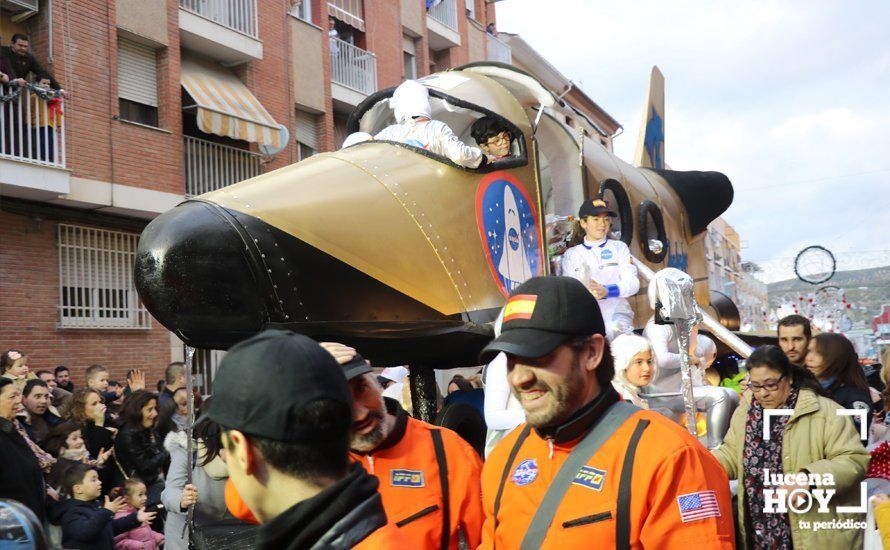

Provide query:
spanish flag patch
left=503, top=294, right=538, bottom=322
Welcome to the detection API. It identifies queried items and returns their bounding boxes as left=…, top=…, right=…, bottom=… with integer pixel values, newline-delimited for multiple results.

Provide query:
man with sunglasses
left=471, top=117, right=514, bottom=161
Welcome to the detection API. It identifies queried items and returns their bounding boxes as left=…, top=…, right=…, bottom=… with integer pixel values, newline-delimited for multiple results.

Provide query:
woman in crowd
left=713, top=345, right=869, bottom=549
left=67, top=388, right=115, bottom=460
left=161, top=400, right=230, bottom=550
left=156, top=387, right=188, bottom=444
left=0, top=377, right=48, bottom=523
left=113, top=390, right=169, bottom=507
left=805, top=332, right=873, bottom=431
left=1, top=349, right=37, bottom=391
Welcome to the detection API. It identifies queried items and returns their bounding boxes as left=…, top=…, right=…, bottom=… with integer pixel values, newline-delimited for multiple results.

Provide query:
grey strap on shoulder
left=519, top=401, right=638, bottom=550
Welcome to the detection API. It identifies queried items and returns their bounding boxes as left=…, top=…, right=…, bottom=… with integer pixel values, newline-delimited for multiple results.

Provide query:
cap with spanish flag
left=479, top=276, right=606, bottom=363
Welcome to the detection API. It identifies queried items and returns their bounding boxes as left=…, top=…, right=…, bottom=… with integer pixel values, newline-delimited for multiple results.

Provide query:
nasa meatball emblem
left=475, top=173, right=543, bottom=296
left=511, top=459, right=539, bottom=486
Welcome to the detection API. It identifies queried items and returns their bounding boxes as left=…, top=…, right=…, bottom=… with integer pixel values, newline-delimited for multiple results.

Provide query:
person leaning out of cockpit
left=471, top=116, right=513, bottom=162
left=561, top=198, right=640, bottom=340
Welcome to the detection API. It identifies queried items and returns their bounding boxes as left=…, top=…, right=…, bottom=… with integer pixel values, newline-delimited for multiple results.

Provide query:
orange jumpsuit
left=351, top=402, right=484, bottom=549
left=481, top=398, right=735, bottom=549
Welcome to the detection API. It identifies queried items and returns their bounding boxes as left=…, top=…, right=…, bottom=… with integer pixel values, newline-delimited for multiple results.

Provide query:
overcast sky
left=498, top=0, right=890, bottom=282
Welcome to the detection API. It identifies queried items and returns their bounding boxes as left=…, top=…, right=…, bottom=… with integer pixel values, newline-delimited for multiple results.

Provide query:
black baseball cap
left=207, top=330, right=351, bottom=442
left=341, top=354, right=373, bottom=381
left=578, top=198, right=617, bottom=218
left=479, top=276, right=605, bottom=363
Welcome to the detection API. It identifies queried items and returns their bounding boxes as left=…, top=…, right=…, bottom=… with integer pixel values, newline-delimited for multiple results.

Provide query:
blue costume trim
left=606, top=284, right=620, bottom=298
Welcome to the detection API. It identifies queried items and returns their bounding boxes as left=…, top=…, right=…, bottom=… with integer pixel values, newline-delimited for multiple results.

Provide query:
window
left=465, top=0, right=475, bottom=20
left=290, top=0, right=312, bottom=22
left=296, top=109, right=318, bottom=159
left=58, top=224, right=151, bottom=329
left=117, top=38, right=159, bottom=127
left=403, top=36, right=417, bottom=80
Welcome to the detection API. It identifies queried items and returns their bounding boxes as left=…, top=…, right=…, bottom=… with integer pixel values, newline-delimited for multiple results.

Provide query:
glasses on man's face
left=485, top=132, right=510, bottom=147
left=749, top=374, right=786, bottom=393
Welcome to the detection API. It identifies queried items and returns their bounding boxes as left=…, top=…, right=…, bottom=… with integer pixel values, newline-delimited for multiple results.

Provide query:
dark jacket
left=22, top=409, right=63, bottom=443
left=82, top=420, right=115, bottom=458
left=50, top=497, right=140, bottom=550
left=113, top=424, right=169, bottom=486
left=825, top=380, right=873, bottom=433
left=0, top=46, right=60, bottom=89
left=255, top=463, right=388, bottom=550
left=0, top=417, right=46, bottom=523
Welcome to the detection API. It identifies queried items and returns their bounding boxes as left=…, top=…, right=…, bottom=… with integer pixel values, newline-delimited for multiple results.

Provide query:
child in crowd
left=113, top=478, right=165, bottom=550
left=51, top=463, right=156, bottom=550
left=43, top=422, right=113, bottom=488
left=611, top=334, right=658, bottom=408
left=28, top=76, right=63, bottom=163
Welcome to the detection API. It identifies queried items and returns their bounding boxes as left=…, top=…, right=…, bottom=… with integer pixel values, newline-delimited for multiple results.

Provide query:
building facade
left=1, top=0, right=621, bottom=387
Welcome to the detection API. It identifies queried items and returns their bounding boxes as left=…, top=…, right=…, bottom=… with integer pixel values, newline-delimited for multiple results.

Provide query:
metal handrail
left=428, top=0, right=458, bottom=31
left=0, top=84, right=66, bottom=168
left=330, top=37, right=377, bottom=95
left=184, top=135, right=261, bottom=196
left=179, top=0, right=258, bottom=38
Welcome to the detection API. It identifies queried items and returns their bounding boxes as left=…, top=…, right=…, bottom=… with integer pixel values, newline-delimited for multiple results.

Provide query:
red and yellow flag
left=503, top=294, right=537, bottom=322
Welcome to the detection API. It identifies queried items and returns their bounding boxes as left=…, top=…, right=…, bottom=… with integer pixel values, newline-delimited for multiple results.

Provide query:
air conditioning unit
left=1, top=0, right=39, bottom=14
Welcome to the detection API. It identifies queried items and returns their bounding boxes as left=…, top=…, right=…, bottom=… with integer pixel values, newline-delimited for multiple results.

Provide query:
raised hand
left=320, top=342, right=356, bottom=365
left=104, top=495, right=126, bottom=513
left=127, top=369, right=146, bottom=391
left=95, top=447, right=113, bottom=466
left=136, top=507, right=157, bottom=524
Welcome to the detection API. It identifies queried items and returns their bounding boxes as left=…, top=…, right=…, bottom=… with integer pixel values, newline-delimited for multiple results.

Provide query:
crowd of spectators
left=1, top=221, right=888, bottom=548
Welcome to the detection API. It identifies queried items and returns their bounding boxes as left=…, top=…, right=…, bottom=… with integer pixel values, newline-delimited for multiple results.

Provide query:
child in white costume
left=611, top=334, right=658, bottom=408
left=561, top=198, right=640, bottom=340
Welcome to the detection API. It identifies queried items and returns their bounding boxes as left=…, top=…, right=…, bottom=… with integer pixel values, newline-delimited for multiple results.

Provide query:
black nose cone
left=135, top=201, right=268, bottom=347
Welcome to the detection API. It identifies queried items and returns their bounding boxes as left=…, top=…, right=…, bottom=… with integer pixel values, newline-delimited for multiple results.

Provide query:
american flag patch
left=676, top=491, right=720, bottom=523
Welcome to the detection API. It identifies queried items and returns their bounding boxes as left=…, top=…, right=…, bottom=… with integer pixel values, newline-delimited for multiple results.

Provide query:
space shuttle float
left=134, top=63, right=734, bottom=368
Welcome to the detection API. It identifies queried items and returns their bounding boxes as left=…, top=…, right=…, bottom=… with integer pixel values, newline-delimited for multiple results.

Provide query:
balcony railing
left=487, top=33, right=512, bottom=64
left=180, top=0, right=258, bottom=38
left=330, top=38, right=377, bottom=95
left=428, top=0, right=458, bottom=31
left=184, top=136, right=261, bottom=196
left=0, top=84, right=66, bottom=169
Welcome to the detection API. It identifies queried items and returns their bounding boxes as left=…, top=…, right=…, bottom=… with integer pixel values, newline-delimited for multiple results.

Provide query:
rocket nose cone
left=135, top=201, right=267, bottom=347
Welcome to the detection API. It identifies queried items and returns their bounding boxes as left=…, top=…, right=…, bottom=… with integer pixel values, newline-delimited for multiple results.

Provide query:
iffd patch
left=511, top=459, right=538, bottom=486
left=600, top=249, right=613, bottom=261
left=572, top=466, right=607, bottom=491
left=391, top=469, right=425, bottom=488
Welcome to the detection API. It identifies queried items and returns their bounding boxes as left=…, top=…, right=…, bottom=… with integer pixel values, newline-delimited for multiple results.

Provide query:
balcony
left=184, top=136, right=261, bottom=196
left=487, top=33, right=511, bottom=64
left=0, top=84, right=70, bottom=201
left=330, top=38, right=377, bottom=109
left=179, top=0, right=262, bottom=64
left=427, top=0, right=460, bottom=50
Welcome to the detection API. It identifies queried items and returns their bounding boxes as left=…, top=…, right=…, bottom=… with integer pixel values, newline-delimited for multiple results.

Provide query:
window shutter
left=295, top=109, right=318, bottom=150
left=118, top=39, right=158, bottom=107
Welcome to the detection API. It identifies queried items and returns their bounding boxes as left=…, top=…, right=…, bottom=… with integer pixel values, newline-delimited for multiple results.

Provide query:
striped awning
left=328, top=0, right=365, bottom=31
left=180, top=56, right=281, bottom=148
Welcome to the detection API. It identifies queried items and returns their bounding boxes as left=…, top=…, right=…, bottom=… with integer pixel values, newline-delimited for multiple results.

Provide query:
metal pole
left=677, top=318, right=698, bottom=437
left=183, top=345, right=196, bottom=539
left=409, top=367, right=438, bottom=422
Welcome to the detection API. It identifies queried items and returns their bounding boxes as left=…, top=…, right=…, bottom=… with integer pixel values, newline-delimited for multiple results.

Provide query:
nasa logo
left=572, top=465, right=607, bottom=491
left=475, top=173, right=543, bottom=296
left=511, top=459, right=538, bottom=486
left=601, top=249, right=613, bottom=261
left=391, top=469, right=425, bottom=488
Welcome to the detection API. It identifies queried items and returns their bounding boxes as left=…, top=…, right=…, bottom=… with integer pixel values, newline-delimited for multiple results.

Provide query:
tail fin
left=634, top=66, right=665, bottom=169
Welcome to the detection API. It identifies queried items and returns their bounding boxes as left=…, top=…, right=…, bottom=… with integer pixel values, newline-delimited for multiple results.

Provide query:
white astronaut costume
left=561, top=236, right=639, bottom=340
left=375, top=80, right=484, bottom=169
left=644, top=318, right=739, bottom=449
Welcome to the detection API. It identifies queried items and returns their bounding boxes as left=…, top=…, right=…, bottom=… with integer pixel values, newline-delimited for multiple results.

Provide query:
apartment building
left=1, top=0, right=621, bottom=386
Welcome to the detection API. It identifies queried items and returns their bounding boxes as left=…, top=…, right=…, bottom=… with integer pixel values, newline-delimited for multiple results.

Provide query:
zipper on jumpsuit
left=547, top=439, right=554, bottom=459
left=367, top=455, right=375, bottom=474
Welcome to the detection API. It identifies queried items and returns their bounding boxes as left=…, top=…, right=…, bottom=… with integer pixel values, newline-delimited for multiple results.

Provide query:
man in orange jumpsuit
left=324, top=344, right=484, bottom=549
left=478, top=276, right=735, bottom=549
left=206, top=330, right=406, bottom=549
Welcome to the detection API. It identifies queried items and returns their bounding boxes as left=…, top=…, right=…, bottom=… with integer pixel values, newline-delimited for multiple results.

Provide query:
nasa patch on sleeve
left=391, top=469, right=425, bottom=488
